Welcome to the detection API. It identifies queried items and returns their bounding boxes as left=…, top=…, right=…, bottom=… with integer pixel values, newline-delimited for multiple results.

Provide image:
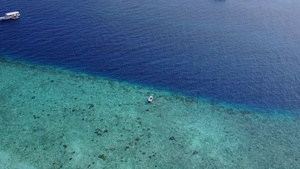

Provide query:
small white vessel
left=0, top=11, right=20, bottom=21
left=148, top=96, right=153, bottom=103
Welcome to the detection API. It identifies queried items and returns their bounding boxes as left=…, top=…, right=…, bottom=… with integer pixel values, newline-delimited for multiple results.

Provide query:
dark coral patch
left=98, top=154, right=106, bottom=161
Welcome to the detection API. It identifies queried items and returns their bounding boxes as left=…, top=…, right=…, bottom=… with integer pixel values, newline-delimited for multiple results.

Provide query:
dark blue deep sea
left=1, top=0, right=300, bottom=112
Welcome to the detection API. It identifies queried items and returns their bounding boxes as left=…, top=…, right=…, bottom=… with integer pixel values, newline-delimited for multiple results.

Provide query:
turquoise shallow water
left=1, top=57, right=300, bottom=168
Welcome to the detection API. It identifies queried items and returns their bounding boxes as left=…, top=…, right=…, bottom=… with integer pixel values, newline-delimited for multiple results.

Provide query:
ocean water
left=1, top=0, right=300, bottom=112
left=1, top=0, right=300, bottom=168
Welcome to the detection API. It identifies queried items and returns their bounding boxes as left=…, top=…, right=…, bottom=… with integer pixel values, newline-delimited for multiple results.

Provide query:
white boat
left=0, top=11, right=20, bottom=21
left=148, top=96, right=153, bottom=103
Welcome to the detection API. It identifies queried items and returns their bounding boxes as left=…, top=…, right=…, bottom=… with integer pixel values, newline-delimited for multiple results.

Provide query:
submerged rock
left=98, top=154, right=106, bottom=161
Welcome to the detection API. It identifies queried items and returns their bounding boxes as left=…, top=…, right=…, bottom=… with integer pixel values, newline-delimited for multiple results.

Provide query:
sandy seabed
left=0, top=57, right=299, bottom=169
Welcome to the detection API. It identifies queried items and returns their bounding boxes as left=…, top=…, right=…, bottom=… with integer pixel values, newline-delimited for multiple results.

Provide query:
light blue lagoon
left=0, top=58, right=299, bottom=168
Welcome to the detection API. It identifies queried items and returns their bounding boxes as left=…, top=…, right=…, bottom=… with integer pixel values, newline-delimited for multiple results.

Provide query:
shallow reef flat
left=0, top=57, right=300, bottom=169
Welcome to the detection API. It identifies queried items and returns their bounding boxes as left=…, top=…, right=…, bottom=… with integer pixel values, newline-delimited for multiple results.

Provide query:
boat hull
left=0, top=17, right=19, bottom=21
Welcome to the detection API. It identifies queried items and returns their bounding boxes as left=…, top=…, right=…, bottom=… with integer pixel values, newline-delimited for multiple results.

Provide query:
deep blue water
left=1, top=0, right=300, bottom=112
